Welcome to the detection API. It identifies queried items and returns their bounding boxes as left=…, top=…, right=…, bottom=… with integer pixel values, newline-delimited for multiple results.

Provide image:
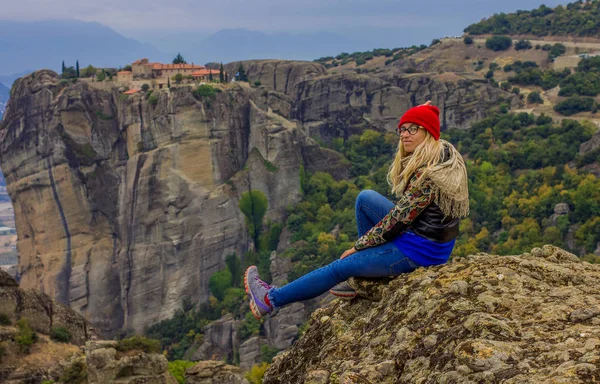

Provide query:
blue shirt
left=392, top=230, right=455, bottom=267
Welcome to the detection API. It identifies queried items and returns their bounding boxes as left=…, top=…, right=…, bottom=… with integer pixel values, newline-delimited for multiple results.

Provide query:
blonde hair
left=387, top=130, right=442, bottom=196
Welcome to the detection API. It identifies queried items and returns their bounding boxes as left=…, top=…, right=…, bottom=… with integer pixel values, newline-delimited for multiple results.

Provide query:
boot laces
left=255, top=277, right=271, bottom=290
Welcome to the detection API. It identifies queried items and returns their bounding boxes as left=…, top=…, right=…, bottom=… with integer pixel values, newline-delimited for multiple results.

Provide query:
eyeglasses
left=396, top=124, right=421, bottom=135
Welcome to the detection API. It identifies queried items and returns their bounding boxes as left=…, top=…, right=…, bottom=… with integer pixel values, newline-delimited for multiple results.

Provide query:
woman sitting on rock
left=245, top=102, right=470, bottom=319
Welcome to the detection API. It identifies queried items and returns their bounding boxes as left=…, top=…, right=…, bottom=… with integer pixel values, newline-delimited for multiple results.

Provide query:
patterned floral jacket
left=354, top=169, right=434, bottom=250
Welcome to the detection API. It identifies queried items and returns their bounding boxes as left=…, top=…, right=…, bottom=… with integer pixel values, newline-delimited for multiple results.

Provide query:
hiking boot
left=329, top=281, right=358, bottom=298
left=244, top=266, right=273, bottom=319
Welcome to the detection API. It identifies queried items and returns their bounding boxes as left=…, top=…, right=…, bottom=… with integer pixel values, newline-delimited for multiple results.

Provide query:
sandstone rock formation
left=264, top=246, right=600, bottom=384
left=0, top=70, right=346, bottom=336
left=0, top=269, right=97, bottom=383
left=86, top=340, right=176, bottom=384
left=0, top=269, right=98, bottom=345
left=185, top=360, right=248, bottom=384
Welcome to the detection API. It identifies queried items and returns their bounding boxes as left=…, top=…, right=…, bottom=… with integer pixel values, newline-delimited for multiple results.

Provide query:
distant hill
left=191, top=28, right=359, bottom=63
left=0, top=19, right=168, bottom=75
left=465, top=1, right=600, bottom=37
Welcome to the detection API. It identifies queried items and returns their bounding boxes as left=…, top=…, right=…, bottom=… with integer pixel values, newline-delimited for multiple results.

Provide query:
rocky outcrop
left=264, top=246, right=600, bottom=384
left=192, top=315, right=238, bottom=362
left=0, top=70, right=347, bottom=335
left=185, top=360, right=248, bottom=384
left=239, top=336, right=266, bottom=371
left=224, top=60, right=327, bottom=96
left=86, top=340, right=176, bottom=384
left=0, top=269, right=98, bottom=345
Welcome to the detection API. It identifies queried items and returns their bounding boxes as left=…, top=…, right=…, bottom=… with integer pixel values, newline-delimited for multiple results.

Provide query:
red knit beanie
left=398, top=105, right=441, bottom=140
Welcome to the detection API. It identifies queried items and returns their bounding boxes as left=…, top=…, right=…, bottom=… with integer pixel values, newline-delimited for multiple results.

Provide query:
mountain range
left=0, top=19, right=167, bottom=76
left=0, top=19, right=390, bottom=79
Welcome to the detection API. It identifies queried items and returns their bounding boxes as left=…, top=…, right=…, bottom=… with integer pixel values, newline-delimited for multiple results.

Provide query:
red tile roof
left=151, top=63, right=205, bottom=70
left=123, top=89, right=139, bottom=95
left=191, top=69, right=220, bottom=76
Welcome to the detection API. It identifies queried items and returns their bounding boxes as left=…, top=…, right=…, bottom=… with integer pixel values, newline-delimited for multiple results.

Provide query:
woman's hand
left=420, top=100, right=432, bottom=106
left=340, top=247, right=358, bottom=259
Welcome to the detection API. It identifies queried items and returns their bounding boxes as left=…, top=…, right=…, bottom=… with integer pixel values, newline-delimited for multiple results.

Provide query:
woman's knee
left=356, top=189, right=378, bottom=209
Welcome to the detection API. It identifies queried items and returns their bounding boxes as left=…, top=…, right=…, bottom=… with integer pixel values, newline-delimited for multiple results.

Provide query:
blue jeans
left=269, top=190, right=419, bottom=308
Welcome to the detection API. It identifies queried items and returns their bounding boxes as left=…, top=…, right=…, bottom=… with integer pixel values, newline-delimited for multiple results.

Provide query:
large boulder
left=185, top=360, right=248, bottom=384
left=265, top=246, right=600, bottom=384
left=85, top=340, right=176, bottom=384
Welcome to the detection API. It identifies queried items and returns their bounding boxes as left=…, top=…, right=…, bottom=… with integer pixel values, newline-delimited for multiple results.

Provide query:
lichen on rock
left=264, top=245, right=600, bottom=384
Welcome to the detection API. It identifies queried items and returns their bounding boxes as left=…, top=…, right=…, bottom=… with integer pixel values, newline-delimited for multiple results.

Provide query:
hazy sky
left=2, top=0, right=566, bottom=31
left=1, top=0, right=567, bottom=51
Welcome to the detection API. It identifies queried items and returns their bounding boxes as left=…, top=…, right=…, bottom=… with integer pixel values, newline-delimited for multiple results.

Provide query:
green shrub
left=59, top=361, right=87, bottom=384
left=514, top=40, right=532, bottom=50
left=16, top=318, right=38, bottom=353
left=209, top=269, right=232, bottom=301
left=50, top=326, right=72, bottom=343
left=527, top=91, right=543, bottom=104
left=141, top=83, right=150, bottom=92
left=245, top=363, right=270, bottom=384
left=554, top=96, right=594, bottom=116
left=168, top=360, right=196, bottom=384
left=549, top=43, right=566, bottom=60
left=193, top=84, right=217, bottom=100
left=239, top=190, right=268, bottom=250
left=148, top=94, right=158, bottom=106
left=254, top=80, right=262, bottom=87
left=116, top=335, right=161, bottom=354
left=238, top=312, right=260, bottom=341
left=485, top=36, right=512, bottom=51
left=464, top=36, right=473, bottom=45
left=0, top=313, right=10, bottom=325
left=260, top=345, right=279, bottom=363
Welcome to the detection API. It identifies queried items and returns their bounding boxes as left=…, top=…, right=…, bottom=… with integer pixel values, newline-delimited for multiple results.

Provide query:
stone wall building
left=115, top=58, right=224, bottom=90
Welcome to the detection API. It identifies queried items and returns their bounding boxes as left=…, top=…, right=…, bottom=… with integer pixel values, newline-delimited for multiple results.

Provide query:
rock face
left=0, top=70, right=346, bottom=335
left=185, top=360, right=248, bottom=384
left=192, top=314, right=238, bottom=361
left=86, top=340, right=176, bottom=384
left=239, top=336, right=266, bottom=372
left=264, top=246, right=600, bottom=384
left=0, top=269, right=98, bottom=345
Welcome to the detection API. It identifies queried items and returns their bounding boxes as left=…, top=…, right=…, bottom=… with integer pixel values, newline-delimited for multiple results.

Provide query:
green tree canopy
left=173, top=53, right=187, bottom=64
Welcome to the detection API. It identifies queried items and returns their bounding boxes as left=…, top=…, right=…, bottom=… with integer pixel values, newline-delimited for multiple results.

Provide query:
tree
left=172, top=53, right=187, bottom=64
left=527, top=91, right=543, bottom=104
left=219, top=62, right=224, bottom=83
left=173, top=73, right=183, bottom=84
left=485, top=36, right=512, bottom=51
left=96, top=70, right=106, bottom=81
left=514, top=40, right=532, bottom=50
left=209, top=269, right=232, bottom=301
left=239, top=190, right=268, bottom=249
left=141, top=83, right=150, bottom=92
left=76, top=60, right=80, bottom=77
left=62, top=60, right=65, bottom=75
left=464, top=36, right=474, bottom=45
left=237, top=64, right=247, bottom=82
left=168, top=78, right=171, bottom=88
left=209, top=71, right=213, bottom=82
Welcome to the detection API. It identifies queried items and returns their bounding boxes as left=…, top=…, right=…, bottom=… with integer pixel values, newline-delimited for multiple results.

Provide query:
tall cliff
left=0, top=60, right=516, bottom=336
left=0, top=70, right=347, bottom=336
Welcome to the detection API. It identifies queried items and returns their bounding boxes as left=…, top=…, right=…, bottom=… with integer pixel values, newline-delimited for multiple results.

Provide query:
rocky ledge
left=264, top=245, right=600, bottom=384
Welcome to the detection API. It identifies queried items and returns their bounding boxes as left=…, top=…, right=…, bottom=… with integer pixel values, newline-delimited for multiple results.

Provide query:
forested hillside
left=465, top=1, right=600, bottom=37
